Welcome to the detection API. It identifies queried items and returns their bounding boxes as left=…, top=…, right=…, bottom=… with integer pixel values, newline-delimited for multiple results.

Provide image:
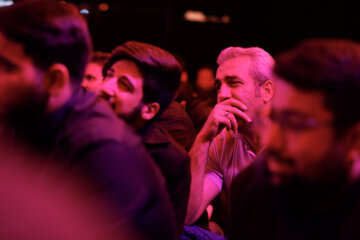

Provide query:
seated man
left=229, top=39, right=360, bottom=240
left=184, top=46, right=275, bottom=238
left=100, top=41, right=191, bottom=239
left=0, top=1, right=175, bottom=240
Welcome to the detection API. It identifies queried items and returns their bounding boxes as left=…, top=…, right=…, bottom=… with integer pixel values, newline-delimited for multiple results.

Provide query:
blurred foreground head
left=266, top=39, right=360, bottom=187
left=0, top=0, right=92, bottom=122
left=0, top=140, right=134, bottom=240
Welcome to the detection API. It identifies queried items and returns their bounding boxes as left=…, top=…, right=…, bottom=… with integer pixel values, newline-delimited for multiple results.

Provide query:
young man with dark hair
left=101, top=41, right=191, bottom=239
left=229, top=39, right=360, bottom=240
left=0, top=1, right=176, bottom=239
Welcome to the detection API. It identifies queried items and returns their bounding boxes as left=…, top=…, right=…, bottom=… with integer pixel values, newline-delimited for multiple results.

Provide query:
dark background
left=67, top=0, right=358, bottom=78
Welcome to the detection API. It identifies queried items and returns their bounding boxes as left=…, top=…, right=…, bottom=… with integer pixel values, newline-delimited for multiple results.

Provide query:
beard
left=117, top=104, right=143, bottom=126
left=264, top=149, right=348, bottom=187
left=98, top=91, right=145, bottom=131
left=0, top=84, right=49, bottom=139
left=237, top=107, right=266, bottom=149
left=115, top=103, right=147, bottom=132
left=262, top=148, right=349, bottom=212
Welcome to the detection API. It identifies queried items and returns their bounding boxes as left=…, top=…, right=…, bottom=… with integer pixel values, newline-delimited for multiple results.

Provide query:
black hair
left=90, top=51, right=111, bottom=67
left=274, top=38, right=360, bottom=131
left=0, top=0, right=92, bottom=88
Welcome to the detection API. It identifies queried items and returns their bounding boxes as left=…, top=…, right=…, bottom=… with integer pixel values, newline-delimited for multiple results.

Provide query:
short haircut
left=103, top=41, right=181, bottom=116
left=274, top=38, right=360, bottom=131
left=0, top=0, right=92, bottom=88
left=90, top=51, right=111, bottom=67
left=217, top=46, right=274, bottom=86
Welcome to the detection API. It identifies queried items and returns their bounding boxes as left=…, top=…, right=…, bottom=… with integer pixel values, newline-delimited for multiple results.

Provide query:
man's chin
left=266, top=156, right=296, bottom=187
left=116, top=109, right=143, bottom=130
left=117, top=113, right=132, bottom=124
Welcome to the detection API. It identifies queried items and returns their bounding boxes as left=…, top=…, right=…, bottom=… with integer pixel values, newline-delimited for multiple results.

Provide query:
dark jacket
left=6, top=90, right=177, bottom=240
left=143, top=123, right=191, bottom=239
left=229, top=154, right=360, bottom=240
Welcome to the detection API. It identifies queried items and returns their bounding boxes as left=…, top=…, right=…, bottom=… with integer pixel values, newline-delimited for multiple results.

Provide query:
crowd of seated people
left=0, top=1, right=360, bottom=240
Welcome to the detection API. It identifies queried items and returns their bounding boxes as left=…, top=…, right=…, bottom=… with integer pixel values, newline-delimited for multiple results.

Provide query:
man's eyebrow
left=0, top=54, right=18, bottom=71
left=282, top=109, right=316, bottom=119
left=224, top=76, right=242, bottom=82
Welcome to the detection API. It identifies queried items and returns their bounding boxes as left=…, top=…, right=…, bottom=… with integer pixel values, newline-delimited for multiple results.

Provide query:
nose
left=265, top=120, right=287, bottom=152
left=217, top=84, right=232, bottom=102
left=81, top=79, right=88, bottom=88
left=101, top=78, right=116, bottom=97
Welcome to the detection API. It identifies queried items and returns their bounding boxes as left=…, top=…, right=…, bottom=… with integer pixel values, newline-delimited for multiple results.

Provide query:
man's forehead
left=216, top=56, right=251, bottom=77
left=273, top=77, right=333, bottom=120
left=106, top=59, right=144, bottom=90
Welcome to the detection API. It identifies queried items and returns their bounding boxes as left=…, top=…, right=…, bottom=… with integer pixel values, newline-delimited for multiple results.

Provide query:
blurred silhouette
left=230, top=39, right=360, bottom=240
left=0, top=136, right=136, bottom=240
left=188, top=64, right=217, bottom=132
left=0, top=1, right=176, bottom=239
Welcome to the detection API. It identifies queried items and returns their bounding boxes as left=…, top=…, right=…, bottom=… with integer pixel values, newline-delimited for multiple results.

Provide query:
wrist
left=196, top=130, right=214, bottom=143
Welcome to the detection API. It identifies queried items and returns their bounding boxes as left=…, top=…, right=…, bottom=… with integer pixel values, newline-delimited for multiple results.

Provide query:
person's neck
left=241, top=108, right=271, bottom=154
left=238, top=124, right=263, bottom=154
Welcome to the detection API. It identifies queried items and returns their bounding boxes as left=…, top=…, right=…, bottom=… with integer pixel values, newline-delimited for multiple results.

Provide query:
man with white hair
left=184, top=46, right=275, bottom=238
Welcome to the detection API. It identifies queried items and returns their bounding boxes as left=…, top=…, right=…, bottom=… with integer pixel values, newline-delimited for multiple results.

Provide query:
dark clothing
left=5, top=90, right=176, bottom=240
left=143, top=123, right=191, bottom=239
left=175, top=82, right=195, bottom=113
left=157, top=101, right=197, bottom=151
left=229, top=155, right=360, bottom=240
left=181, top=225, right=226, bottom=240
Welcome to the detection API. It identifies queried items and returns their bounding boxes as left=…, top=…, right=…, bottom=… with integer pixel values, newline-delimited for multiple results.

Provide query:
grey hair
left=217, top=46, right=275, bottom=86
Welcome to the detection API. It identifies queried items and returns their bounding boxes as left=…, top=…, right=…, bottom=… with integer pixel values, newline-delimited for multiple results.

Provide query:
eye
left=230, top=81, right=242, bottom=87
left=285, top=118, right=309, bottom=132
left=282, top=112, right=320, bottom=132
left=214, top=80, right=221, bottom=92
left=270, top=110, right=310, bottom=132
left=117, top=77, right=133, bottom=92
left=85, top=74, right=96, bottom=82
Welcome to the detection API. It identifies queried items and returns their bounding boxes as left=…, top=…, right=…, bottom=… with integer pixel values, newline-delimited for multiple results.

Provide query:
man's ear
left=43, top=63, right=70, bottom=95
left=43, top=63, right=73, bottom=113
left=141, top=102, right=160, bottom=121
left=261, top=80, right=274, bottom=104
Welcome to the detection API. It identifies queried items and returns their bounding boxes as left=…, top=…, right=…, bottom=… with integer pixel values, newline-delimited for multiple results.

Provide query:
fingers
left=211, top=107, right=239, bottom=133
left=226, top=112, right=238, bottom=133
left=200, top=98, right=251, bottom=140
left=217, top=98, right=252, bottom=123
left=218, top=116, right=232, bottom=131
left=225, top=106, right=252, bottom=123
left=220, top=98, right=248, bottom=111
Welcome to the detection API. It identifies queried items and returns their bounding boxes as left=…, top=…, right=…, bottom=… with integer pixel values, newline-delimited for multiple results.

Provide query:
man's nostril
left=99, top=91, right=111, bottom=100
